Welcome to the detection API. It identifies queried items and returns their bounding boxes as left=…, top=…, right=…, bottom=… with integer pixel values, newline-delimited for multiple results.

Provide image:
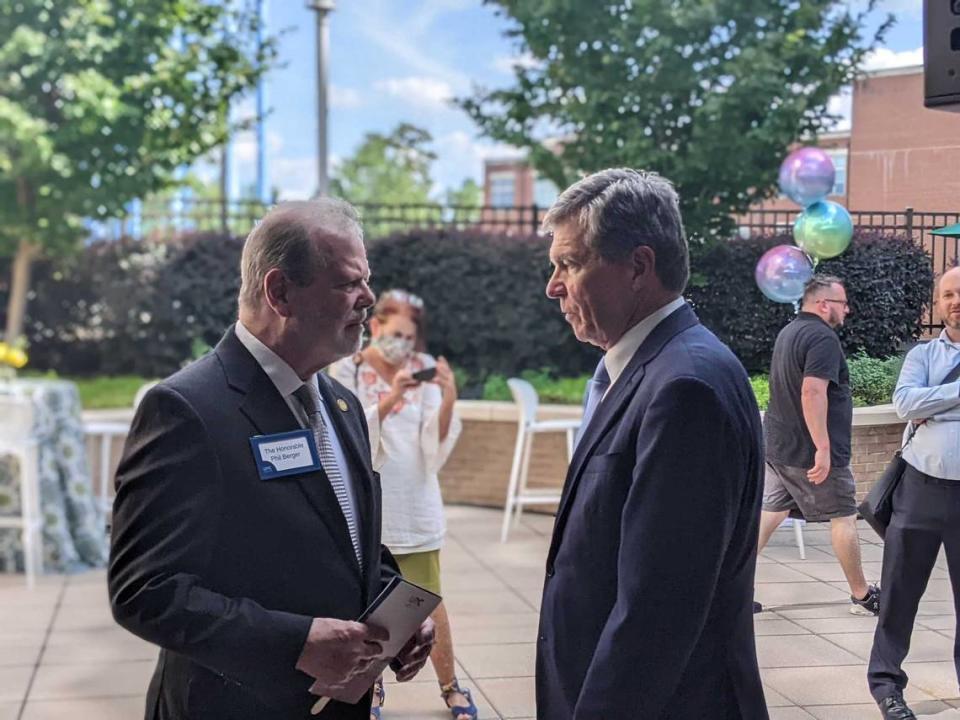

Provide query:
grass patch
left=23, top=372, right=155, bottom=410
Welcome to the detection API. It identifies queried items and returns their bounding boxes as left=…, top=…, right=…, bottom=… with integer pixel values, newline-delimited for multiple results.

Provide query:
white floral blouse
left=329, top=352, right=462, bottom=554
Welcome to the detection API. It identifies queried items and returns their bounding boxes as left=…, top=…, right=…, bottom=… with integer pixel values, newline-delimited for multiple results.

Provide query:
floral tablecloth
left=0, top=379, right=107, bottom=573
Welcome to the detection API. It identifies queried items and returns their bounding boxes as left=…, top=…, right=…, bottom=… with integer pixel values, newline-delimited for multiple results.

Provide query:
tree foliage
left=331, top=122, right=437, bottom=206
left=460, top=0, right=891, bottom=238
left=0, top=0, right=274, bottom=340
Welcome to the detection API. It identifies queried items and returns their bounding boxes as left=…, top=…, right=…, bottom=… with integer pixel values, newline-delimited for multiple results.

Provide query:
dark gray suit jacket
left=536, top=304, right=769, bottom=720
left=109, top=327, right=399, bottom=719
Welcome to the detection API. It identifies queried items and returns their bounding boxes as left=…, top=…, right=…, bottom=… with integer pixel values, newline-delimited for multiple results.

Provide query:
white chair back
left=507, top=378, right=539, bottom=426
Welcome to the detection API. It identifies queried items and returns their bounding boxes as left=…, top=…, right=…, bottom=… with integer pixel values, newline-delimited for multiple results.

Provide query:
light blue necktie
left=575, top=358, right=610, bottom=450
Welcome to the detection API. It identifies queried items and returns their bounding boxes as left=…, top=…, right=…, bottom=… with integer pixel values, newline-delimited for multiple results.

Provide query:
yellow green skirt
left=393, top=549, right=442, bottom=596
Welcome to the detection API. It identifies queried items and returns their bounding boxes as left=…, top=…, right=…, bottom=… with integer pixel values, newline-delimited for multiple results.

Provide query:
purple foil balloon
left=778, top=147, right=836, bottom=207
left=755, top=245, right=814, bottom=303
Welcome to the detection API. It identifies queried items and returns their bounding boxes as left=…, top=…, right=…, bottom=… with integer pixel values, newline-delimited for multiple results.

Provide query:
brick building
left=483, top=65, right=960, bottom=216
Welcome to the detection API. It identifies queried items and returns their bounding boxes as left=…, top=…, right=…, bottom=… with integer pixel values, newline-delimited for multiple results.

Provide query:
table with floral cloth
left=0, top=379, right=107, bottom=573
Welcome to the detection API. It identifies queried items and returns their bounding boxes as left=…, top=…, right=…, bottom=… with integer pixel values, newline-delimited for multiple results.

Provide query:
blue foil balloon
left=793, top=201, right=854, bottom=260
left=778, top=147, right=836, bottom=207
left=755, top=245, right=814, bottom=303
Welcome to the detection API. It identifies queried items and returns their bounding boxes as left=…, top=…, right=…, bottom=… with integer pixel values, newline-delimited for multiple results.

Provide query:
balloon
left=755, top=245, right=814, bottom=303
left=778, top=147, right=836, bottom=207
left=793, top=201, right=853, bottom=260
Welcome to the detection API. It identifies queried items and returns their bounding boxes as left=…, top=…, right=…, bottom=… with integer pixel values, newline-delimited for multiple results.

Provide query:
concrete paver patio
left=1, top=506, right=958, bottom=719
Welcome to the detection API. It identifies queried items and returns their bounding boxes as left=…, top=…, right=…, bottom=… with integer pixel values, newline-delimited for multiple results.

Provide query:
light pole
left=306, top=0, right=335, bottom=197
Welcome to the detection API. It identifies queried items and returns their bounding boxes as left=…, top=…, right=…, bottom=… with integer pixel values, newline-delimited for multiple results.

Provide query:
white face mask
left=372, top=335, right=415, bottom=365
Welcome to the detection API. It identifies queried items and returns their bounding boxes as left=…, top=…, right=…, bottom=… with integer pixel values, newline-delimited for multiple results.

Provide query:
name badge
left=249, top=430, right=321, bottom=480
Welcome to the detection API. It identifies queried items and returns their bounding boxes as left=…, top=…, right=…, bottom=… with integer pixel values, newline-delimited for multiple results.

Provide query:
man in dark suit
left=536, top=169, right=768, bottom=719
left=109, top=198, right=434, bottom=719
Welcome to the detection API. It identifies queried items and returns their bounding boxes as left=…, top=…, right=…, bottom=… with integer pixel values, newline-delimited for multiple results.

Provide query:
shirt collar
left=604, top=296, right=687, bottom=387
left=235, top=321, right=314, bottom=400
left=937, top=329, right=960, bottom=350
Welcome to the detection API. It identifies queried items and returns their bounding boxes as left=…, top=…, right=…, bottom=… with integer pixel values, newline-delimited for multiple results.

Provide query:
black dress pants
left=868, top=464, right=960, bottom=702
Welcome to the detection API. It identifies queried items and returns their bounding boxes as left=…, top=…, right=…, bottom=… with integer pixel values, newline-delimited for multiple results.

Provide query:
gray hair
left=802, top=274, right=844, bottom=305
left=542, top=168, right=690, bottom=292
left=239, top=197, right=363, bottom=308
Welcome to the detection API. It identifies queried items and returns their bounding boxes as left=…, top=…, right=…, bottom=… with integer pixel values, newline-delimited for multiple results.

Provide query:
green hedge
left=5, top=227, right=931, bottom=386
left=687, top=230, right=932, bottom=372
left=489, top=353, right=903, bottom=409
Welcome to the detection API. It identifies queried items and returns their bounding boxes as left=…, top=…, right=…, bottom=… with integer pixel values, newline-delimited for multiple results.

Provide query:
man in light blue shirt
left=869, top=265, right=960, bottom=720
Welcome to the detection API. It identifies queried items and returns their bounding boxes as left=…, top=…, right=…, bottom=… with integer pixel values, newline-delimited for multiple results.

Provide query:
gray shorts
left=762, top=461, right=858, bottom=522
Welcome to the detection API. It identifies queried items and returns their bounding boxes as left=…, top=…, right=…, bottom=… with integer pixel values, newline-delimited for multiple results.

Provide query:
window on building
left=489, top=171, right=516, bottom=208
left=533, top=176, right=559, bottom=208
left=827, top=149, right=848, bottom=198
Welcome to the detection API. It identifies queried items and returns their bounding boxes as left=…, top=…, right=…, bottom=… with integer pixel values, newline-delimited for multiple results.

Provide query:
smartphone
left=411, top=367, right=437, bottom=382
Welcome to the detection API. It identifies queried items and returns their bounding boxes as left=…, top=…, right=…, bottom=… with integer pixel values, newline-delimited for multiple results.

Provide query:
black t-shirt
left=763, top=312, right=853, bottom=468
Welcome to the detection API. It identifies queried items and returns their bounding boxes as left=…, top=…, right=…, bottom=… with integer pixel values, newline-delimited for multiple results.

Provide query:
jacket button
left=545, top=565, right=555, bottom=577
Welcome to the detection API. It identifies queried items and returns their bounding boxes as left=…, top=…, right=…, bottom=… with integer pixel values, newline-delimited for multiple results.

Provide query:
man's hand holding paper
left=296, top=618, right=390, bottom=697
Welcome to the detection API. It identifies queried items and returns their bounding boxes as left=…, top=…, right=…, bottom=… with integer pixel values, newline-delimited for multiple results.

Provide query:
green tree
left=460, top=0, right=891, bottom=239
left=0, top=1, right=274, bottom=342
left=332, top=122, right=442, bottom=237
left=445, top=178, right=482, bottom=226
left=331, top=122, right=437, bottom=206
left=445, top=178, right=482, bottom=208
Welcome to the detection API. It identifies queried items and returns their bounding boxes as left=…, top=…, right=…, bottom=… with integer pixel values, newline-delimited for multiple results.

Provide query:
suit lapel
left=216, top=328, right=363, bottom=580
left=547, top=305, right=700, bottom=563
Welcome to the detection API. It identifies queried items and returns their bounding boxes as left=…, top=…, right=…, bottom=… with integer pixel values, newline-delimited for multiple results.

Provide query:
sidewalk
left=0, top=506, right=957, bottom=719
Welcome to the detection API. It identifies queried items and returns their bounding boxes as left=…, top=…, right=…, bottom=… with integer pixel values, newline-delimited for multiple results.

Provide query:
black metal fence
left=742, top=208, right=960, bottom=334
left=95, top=199, right=957, bottom=333
left=92, top=198, right=545, bottom=241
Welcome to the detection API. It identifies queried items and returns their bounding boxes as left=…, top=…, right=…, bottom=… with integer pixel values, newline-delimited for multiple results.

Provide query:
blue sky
left=219, top=0, right=927, bottom=201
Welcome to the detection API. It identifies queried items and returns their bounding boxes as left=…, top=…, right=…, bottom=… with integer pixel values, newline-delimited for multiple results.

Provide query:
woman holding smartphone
left=329, top=289, right=474, bottom=720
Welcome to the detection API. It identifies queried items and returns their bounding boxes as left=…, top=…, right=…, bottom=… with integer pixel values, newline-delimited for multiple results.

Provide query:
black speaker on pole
left=924, top=0, right=960, bottom=111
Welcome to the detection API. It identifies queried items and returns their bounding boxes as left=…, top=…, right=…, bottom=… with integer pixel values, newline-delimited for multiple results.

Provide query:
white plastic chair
left=0, top=395, right=43, bottom=586
left=786, top=514, right=806, bottom=560
left=83, top=420, right=130, bottom=515
left=82, top=380, right=151, bottom=516
left=500, top=378, right=581, bottom=542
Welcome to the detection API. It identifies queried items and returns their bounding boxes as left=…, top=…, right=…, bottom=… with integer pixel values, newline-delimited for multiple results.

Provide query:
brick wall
left=437, top=403, right=908, bottom=511
left=850, top=421, right=907, bottom=502
left=83, top=403, right=907, bottom=513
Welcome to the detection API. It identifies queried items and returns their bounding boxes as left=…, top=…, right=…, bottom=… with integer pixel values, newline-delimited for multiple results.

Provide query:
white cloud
left=373, top=76, right=455, bottom=108
left=861, top=46, right=924, bottom=71
left=330, top=84, right=364, bottom=109
left=231, top=129, right=284, bottom=165
left=432, top=130, right=524, bottom=191
left=272, top=156, right=319, bottom=200
left=492, top=51, right=543, bottom=75
left=826, top=89, right=853, bottom=132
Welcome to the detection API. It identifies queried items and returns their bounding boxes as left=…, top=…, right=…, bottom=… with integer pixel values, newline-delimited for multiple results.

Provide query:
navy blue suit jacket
left=536, top=304, right=768, bottom=720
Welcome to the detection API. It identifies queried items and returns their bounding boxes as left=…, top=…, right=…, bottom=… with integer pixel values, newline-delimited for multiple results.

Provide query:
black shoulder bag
left=858, top=358, right=960, bottom=539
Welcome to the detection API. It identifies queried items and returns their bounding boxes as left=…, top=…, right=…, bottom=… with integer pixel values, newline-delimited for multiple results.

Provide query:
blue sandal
left=370, top=679, right=385, bottom=720
left=440, top=679, right=477, bottom=720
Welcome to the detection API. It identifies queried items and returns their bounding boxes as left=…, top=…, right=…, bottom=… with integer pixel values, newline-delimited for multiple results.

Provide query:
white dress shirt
left=602, top=296, right=688, bottom=394
left=234, top=321, right=362, bottom=539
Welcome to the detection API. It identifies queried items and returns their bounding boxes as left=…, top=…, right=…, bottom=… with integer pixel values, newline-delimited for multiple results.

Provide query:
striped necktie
left=293, top=382, right=363, bottom=569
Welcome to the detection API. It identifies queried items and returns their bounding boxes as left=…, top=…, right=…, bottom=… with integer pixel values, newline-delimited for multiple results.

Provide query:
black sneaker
left=878, top=691, right=916, bottom=719
left=753, top=601, right=763, bottom=614
left=850, top=583, right=881, bottom=616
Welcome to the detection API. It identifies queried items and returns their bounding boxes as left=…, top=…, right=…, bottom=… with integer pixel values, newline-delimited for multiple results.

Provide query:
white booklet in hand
left=311, top=577, right=441, bottom=713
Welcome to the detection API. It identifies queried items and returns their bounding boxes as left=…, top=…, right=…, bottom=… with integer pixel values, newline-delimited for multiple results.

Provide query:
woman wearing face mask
left=329, top=289, right=474, bottom=720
